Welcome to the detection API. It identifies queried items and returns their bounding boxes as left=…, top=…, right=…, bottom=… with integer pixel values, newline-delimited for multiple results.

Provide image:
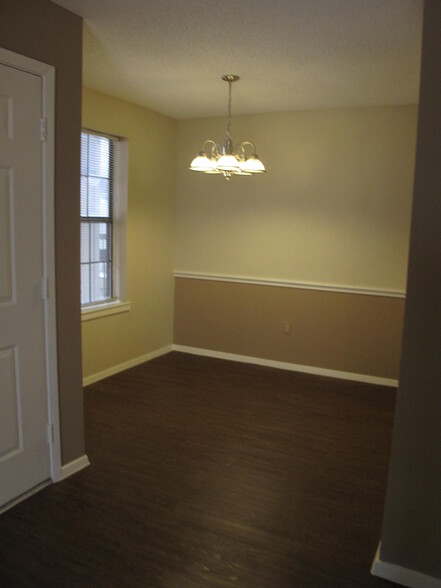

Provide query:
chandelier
left=189, top=75, right=266, bottom=180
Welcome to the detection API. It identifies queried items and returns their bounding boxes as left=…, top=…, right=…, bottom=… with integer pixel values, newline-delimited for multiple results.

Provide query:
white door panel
left=0, top=346, right=21, bottom=461
left=0, top=63, right=51, bottom=507
left=0, top=166, right=14, bottom=304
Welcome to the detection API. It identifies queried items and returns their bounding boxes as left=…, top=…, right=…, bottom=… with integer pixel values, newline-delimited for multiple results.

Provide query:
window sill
left=81, top=300, right=131, bottom=322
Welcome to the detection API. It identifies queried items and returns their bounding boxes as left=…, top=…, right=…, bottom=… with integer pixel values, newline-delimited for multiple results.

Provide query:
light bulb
left=241, top=154, right=266, bottom=174
left=189, top=152, right=215, bottom=172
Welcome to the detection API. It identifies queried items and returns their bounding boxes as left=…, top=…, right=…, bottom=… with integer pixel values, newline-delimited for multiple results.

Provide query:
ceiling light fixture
left=189, top=75, right=266, bottom=181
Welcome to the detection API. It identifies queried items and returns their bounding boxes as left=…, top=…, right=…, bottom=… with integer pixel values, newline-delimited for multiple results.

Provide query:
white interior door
left=0, top=62, right=52, bottom=507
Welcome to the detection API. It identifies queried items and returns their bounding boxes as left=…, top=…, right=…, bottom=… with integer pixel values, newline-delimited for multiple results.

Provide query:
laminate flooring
left=0, top=352, right=397, bottom=587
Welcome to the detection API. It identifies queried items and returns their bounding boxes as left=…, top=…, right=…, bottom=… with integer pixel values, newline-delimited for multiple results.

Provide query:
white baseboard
left=0, top=480, right=52, bottom=515
left=0, top=455, right=90, bottom=513
left=82, top=345, right=173, bottom=386
left=371, top=542, right=441, bottom=587
left=59, top=454, right=91, bottom=481
left=172, top=345, right=398, bottom=387
left=82, top=343, right=398, bottom=388
left=0, top=456, right=90, bottom=514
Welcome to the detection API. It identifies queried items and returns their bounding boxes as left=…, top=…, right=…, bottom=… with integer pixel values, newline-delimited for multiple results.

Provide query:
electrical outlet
left=284, top=321, right=292, bottom=335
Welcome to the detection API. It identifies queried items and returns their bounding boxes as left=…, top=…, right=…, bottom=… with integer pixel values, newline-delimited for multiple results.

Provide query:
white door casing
left=0, top=48, right=60, bottom=509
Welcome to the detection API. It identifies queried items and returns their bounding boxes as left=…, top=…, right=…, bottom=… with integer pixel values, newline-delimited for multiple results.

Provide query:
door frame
left=0, top=48, right=62, bottom=483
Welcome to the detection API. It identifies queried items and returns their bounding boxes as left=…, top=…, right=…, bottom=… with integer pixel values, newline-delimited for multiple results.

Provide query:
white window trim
left=81, top=299, right=131, bottom=322
left=112, top=136, right=128, bottom=303
left=80, top=130, right=129, bottom=318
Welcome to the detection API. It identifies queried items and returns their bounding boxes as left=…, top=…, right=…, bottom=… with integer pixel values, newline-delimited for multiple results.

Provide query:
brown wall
left=174, top=279, right=405, bottom=380
left=0, top=0, right=85, bottom=464
left=379, top=0, right=441, bottom=579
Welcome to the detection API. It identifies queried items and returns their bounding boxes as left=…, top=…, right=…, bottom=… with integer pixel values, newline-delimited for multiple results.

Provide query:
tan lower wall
left=174, top=278, right=405, bottom=380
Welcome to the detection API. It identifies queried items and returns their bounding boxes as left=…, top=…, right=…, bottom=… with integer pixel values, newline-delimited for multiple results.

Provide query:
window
left=81, top=129, right=129, bottom=317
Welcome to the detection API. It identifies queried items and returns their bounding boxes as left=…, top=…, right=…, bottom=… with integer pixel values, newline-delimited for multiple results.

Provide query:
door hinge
left=41, top=276, right=49, bottom=300
left=40, top=118, right=47, bottom=142
left=47, top=423, right=54, bottom=445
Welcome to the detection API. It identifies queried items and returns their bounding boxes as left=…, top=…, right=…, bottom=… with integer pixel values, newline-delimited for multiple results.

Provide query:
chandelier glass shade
left=189, top=75, right=266, bottom=180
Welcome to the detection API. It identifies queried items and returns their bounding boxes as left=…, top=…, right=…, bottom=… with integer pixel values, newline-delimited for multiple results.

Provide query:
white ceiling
left=52, top=0, right=423, bottom=120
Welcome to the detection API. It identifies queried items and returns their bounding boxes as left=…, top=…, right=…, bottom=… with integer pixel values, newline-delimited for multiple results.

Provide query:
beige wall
left=0, top=0, right=85, bottom=464
left=174, top=279, right=405, bottom=380
left=174, top=106, right=417, bottom=379
left=176, top=106, right=417, bottom=290
left=81, top=88, right=176, bottom=380
left=379, top=0, right=441, bottom=579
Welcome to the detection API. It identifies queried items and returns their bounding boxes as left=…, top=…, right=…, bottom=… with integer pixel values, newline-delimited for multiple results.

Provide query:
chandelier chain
left=226, top=80, right=232, bottom=140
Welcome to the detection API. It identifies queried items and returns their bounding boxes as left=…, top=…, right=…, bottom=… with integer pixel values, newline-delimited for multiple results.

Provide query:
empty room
left=0, top=0, right=440, bottom=586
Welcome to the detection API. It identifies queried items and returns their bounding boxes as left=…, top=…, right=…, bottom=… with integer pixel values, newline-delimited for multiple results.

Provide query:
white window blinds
left=80, top=131, right=116, bottom=306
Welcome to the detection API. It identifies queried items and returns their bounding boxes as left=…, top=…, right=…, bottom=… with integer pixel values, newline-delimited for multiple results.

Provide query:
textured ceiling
left=52, top=0, right=423, bottom=119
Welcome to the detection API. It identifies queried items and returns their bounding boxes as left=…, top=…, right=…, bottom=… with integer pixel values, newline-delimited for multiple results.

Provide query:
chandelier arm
left=202, top=139, right=220, bottom=157
left=239, top=140, right=257, bottom=155
left=233, top=144, right=245, bottom=158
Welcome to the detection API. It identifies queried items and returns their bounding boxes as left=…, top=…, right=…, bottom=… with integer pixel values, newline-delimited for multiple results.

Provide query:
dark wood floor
left=0, top=352, right=397, bottom=587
